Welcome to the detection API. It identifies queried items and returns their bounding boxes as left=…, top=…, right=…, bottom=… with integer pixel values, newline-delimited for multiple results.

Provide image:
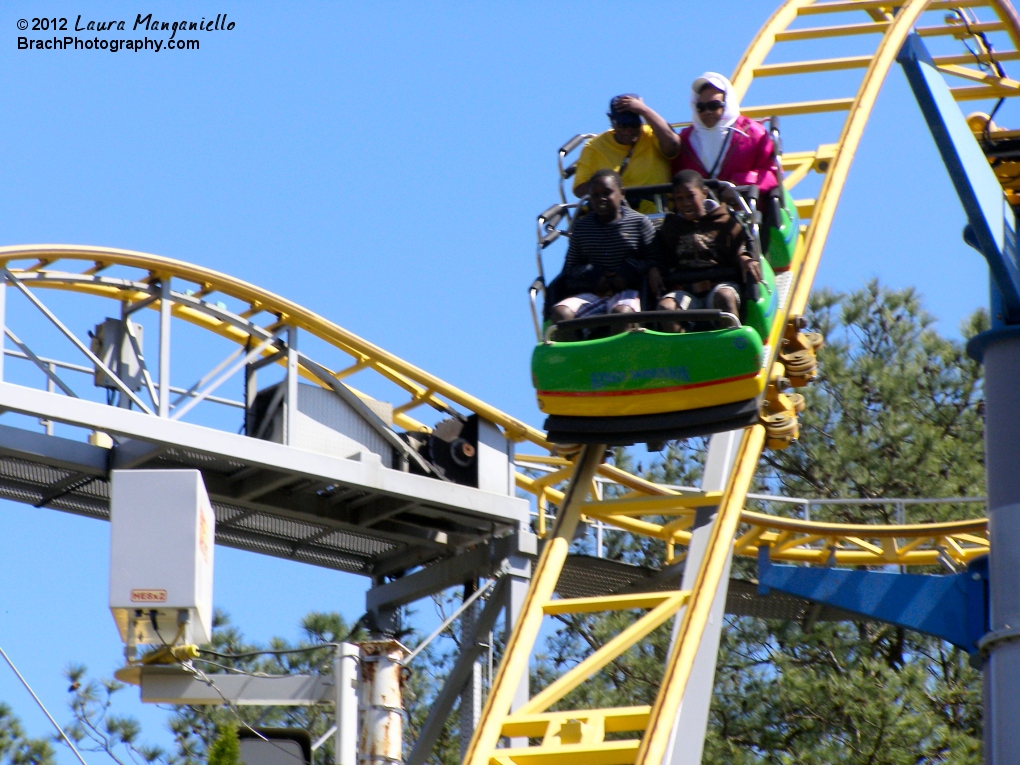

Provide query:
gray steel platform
left=0, top=382, right=529, bottom=578
left=557, top=554, right=863, bottom=623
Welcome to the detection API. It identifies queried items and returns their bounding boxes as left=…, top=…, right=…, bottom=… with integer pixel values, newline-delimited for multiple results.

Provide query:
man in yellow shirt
left=573, top=94, right=680, bottom=213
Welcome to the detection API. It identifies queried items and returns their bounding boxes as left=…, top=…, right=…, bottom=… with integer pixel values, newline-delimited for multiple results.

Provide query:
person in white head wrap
left=687, top=73, right=741, bottom=177
left=671, top=72, right=782, bottom=254
left=673, top=72, right=778, bottom=193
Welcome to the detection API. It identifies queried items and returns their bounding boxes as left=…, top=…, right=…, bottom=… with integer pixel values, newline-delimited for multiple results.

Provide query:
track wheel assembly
left=763, top=316, right=822, bottom=449
left=780, top=316, right=823, bottom=387
left=761, top=361, right=800, bottom=450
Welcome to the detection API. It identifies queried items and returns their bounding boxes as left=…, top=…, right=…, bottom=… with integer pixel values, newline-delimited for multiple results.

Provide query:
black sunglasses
left=696, top=100, right=725, bottom=113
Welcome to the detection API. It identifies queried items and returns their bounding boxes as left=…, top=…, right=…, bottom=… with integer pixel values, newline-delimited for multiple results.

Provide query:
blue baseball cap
left=608, top=94, right=642, bottom=127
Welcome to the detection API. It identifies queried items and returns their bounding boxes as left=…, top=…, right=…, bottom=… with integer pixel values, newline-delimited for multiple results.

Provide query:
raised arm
left=572, top=140, right=598, bottom=199
left=613, top=96, right=681, bottom=159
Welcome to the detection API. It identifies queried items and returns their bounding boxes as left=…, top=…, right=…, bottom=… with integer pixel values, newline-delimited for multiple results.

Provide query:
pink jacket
left=671, top=115, right=779, bottom=193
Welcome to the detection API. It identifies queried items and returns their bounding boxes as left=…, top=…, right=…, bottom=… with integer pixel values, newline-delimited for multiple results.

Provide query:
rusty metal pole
left=358, top=640, right=407, bottom=765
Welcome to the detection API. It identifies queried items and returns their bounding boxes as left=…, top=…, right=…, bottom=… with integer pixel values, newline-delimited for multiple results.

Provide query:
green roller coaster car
left=529, top=172, right=797, bottom=446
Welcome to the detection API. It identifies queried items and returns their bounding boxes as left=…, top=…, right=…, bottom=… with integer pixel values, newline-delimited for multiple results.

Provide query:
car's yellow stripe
left=537, top=372, right=766, bottom=417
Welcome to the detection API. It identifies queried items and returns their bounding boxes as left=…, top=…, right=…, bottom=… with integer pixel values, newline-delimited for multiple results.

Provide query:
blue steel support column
left=899, top=32, right=1020, bottom=765
left=972, top=328, right=1020, bottom=764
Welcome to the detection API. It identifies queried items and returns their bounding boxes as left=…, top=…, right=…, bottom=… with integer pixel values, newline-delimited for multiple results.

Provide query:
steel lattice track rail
left=515, top=455, right=989, bottom=567
left=0, top=243, right=549, bottom=576
left=0, top=246, right=988, bottom=572
left=463, top=3, right=1017, bottom=765
left=0, top=243, right=548, bottom=443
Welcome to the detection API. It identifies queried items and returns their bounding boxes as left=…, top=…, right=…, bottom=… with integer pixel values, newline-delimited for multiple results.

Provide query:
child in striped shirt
left=550, top=169, right=657, bottom=324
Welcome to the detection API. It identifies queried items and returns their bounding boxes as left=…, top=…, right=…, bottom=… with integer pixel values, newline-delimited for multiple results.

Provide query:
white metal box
left=251, top=382, right=393, bottom=467
left=476, top=418, right=515, bottom=496
left=109, top=469, right=215, bottom=645
left=91, top=318, right=144, bottom=392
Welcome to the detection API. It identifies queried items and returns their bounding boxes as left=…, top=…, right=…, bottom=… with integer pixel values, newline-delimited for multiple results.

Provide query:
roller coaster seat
left=532, top=180, right=767, bottom=331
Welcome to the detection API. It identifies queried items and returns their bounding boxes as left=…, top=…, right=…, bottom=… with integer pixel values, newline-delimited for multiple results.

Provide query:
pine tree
left=533, top=282, right=987, bottom=763
left=703, top=283, right=986, bottom=763
left=205, top=726, right=239, bottom=765
left=0, top=703, right=54, bottom=765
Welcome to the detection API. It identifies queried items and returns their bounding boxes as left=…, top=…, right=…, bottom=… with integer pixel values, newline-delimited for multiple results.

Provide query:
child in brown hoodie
left=648, top=170, right=761, bottom=329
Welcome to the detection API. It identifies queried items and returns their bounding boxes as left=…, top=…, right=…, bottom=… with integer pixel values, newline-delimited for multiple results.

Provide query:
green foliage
left=762, top=281, right=986, bottom=519
left=205, top=727, right=239, bottom=765
left=0, top=703, right=54, bottom=765
left=706, top=619, right=981, bottom=764
left=165, top=610, right=364, bottom=765
left=532, top=282, right=987, bottom=763
left=60, top=606, right=469, bottom=765
left=63, top=662, right=164, bottom=765
left=402, top=588, right=510, bottom=765
left=700, top=283, right=987, bottom=763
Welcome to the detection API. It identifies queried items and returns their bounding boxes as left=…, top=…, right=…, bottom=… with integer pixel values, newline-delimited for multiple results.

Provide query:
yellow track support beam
left=775, top=21, right=894, bottom=41
left=800, top=0, right=986, bottom=12
left=755, top=49, right=1020, bottom=78
left=542, top=593, right=677, bottom=615
left=953, top=83, right=1020, bottom=99
left=918, top=20, right=1006, bottom=36
left=936, top=49, right=1020, bottom=66
left=939, top=63, right=1020, bottom=85
left=519, top=590, right=690, bottom=715
left=581, top=492, right=722, bottom=517
left=491, top=740, right=639, bottom=765
left=755, top=54, right=875, bottom=76
left=463, top=444, right=604, bottom=765
left=501, top=707, right=650, bottom=740
left=796, top=199, right=817, bottom=218
left=799, top=0, right=908, bottom=12
left=742, top=97, right=855, bottom=118
left=635, top=426, right=765, bottom=765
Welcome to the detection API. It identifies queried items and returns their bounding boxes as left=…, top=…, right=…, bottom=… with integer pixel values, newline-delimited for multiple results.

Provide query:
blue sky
left=0, top=1, right=1008, bottom=761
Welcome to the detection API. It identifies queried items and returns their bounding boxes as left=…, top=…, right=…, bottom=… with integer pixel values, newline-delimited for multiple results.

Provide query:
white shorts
left=555, top=290, right=641, bottom=318
left=661, top=283, right=740, bottom=310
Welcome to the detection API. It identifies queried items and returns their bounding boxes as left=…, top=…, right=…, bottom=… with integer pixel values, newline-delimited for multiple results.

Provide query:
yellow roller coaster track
left=461, top=2, right=1016, bottom=765
left=0, top=2, right=1008, bottom=763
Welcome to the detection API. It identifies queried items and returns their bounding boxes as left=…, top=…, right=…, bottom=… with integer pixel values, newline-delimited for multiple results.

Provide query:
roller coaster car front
left=533, top=280, right=775, bottom=446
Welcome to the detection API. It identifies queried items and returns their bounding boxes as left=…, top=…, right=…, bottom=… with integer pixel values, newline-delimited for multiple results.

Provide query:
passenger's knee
left=658, top=297, right=678, bottom=311
left=712, top=287, right=739, bottom=314
left=551, top=305, right=576, bottom=323
left=611, top=304, right=635, bottom=314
